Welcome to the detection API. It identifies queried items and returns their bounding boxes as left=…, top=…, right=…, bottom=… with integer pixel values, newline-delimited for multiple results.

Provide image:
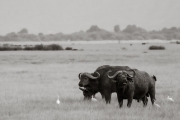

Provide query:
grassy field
left=0, top=43, right=180, bottom=120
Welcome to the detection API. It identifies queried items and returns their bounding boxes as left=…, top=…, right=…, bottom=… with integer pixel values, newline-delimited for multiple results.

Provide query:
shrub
left=33, top=44, right=63, bottom=50
left=176, top=41, right=180, bottom=44
left=0, top=46, right=12, bottom=51
left=46, top=44, right=63, bottom=50
left=13, top=47, right=23, bottom=51
left=34, top=44, right=44, bottom=50
left=149, top=45, right=165, bottom=50
left=0, top=44, right=64, bottom=51
left=23, top=47, right=34, bottom=50
left=0, top=46, right=22, bottom=51
left=65, top=47, right=73, bottom=50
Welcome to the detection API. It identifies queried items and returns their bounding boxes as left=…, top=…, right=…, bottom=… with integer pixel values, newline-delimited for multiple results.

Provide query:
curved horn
left=89, top=72, right=100, bottom=80
left=132, top=70, right=136, bottom=77
left=123, top=70, right=136, bottom=78
left=78, top=73, right=82, bottom=80
left=107, top=70, right=123, bottom=79
left=79, top=72, right=100, bottom=80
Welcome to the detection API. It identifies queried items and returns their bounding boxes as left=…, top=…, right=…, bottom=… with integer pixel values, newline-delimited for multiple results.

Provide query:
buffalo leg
left=84, top=96, right=91, bottom=100
left=104, top=90, right=111, bottom=104
left=149, top=88, right=156, bottom=105
left=127, top=92, right=134, bottom=108
left=142, top=96, right=148, bottom=107
left=117, top=93, right=123, bottom=108
left=100, top=92, right=105, bottom=99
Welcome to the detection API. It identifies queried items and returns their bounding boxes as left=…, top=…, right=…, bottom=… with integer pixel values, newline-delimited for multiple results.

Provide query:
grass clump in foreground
left=149, top=45, right=165, bottom=50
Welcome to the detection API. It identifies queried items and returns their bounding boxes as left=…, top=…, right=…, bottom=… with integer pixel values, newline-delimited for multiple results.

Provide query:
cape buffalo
left=107, top=69, right=156, bottom=108
left=78, top=65, right=138, bottom=103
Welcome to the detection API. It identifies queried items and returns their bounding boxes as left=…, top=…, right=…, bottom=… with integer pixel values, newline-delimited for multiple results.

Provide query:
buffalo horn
left=88, top=72, right=100, bottom=80
left=107, top=70, right=123, bottom=79
left=79, top=87, right=88, bottom=91
left=78, top=73, right=82, bottom=80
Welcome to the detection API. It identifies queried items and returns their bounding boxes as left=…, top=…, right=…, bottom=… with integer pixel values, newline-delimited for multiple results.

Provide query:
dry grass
left=0, top=43, right=180, bottom=120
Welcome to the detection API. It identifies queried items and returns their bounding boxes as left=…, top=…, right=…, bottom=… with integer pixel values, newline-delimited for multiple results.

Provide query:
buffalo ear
left=152, top=75, right=157, bottom=81
left=125, top=70, right=135, bottom=82
left=127, top=75, right=134, bottom=82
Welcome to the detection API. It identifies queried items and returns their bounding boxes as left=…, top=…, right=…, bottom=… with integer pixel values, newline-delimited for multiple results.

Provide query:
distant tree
left=134, top=35, right=144, bottom=40
left=88, top=32, right=102, bottom=40
left=4, top=32, right=19, bottom=41
left=137, top=27, right=147, bottom=33
left=114, top=25, right=120, bottom=33
left=1, top=25, right=180, bottom=41
left=162, top=27, right=168, bottom=33
left=38, top=33, right=44, bottom=36
left=176, top=34, right=180, bottom=39
left=78, top=30, right=85, bottom=34
left=0, top=35, right=3, bottom=41
left=18, top=28, right=28, bottom=34
left=123, top=25, right=147, bottom=34
left=170, top=27, right=178, bottom=31
left=178, top=27, right=180, bottom=32
left=86, top=25, right=102, bottom=32
left=151, top=34, right=166, bottom=40
left=123, top=25, right=137, bottom=34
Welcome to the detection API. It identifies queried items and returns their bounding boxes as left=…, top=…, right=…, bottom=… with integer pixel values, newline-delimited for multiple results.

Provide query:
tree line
left=0, top=25, right=180, bottom=41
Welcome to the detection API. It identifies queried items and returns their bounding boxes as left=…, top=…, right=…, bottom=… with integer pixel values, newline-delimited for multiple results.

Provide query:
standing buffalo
left=107, top=69, right=157, bottom=108
left=79, top=65, right=134, bottom=103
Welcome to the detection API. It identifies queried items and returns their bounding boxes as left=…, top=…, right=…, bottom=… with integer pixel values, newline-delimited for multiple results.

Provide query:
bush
left=149, top=45, right=165, bottom=50
left=34, top=44, right=44, bottom=50
left=45, top=44, right=63, bottom=50
left=0, top=46, right=22, bottom=51
left=13, top=47, right=23, bottom=51
left=176, top=41, right=180, bottom=44
left=65, top=47, right=73, bottom=50
left=0, top=46, right=12, bottom=51
left=23, top=47, right=34, bottom=50
left=33, top=44, right=63, bottom=50
left=0, top=44, right=64, bottom=51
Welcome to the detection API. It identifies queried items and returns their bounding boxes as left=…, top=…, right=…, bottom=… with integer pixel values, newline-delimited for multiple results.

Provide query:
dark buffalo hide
left=107, top=69, right=156, bottom=108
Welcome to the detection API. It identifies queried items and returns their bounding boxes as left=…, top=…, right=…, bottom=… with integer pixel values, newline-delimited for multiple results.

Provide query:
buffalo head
left=107, top=70, right=135, bottom=87
left=78, top=72, right=100, bottom=98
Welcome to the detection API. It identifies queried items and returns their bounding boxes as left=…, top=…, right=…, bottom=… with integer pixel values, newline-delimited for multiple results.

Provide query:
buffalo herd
left=78, top=65, right=157, bottom=108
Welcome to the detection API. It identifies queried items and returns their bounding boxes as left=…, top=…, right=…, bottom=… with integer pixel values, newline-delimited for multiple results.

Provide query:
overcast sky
left=0, top=0, right=180, bottom=35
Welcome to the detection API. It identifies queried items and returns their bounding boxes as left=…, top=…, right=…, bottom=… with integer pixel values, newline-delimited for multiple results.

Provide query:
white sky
left=0, top=0, right=180, bottom=35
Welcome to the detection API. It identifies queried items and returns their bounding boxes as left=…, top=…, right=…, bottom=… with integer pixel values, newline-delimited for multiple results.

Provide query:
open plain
left=0, top=42, right=180, bottom=120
